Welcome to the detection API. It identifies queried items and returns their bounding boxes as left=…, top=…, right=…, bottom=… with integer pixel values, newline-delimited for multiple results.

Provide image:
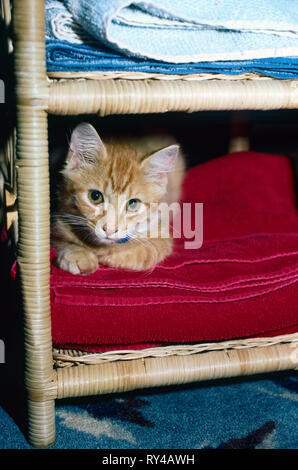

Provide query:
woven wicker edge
left=53, top=332, right=298, bottom=367
left=47, top=71, right=271, bottom=82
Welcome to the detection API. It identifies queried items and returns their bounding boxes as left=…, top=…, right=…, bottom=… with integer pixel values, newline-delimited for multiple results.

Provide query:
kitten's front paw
left=99, top=238, right=173, bottom=271
left=56, top=247, right=98, bottom=275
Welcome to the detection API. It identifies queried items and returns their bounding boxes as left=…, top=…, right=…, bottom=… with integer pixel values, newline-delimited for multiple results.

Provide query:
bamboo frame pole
left=56, top=341, right=297, bottom=399
left=14, top=0, right=56, bottom=448
left=48, top=78, right=298, bottom=116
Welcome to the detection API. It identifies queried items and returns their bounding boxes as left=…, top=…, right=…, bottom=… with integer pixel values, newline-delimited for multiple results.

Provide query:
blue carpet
left=0, top=372, right=297, bottom=449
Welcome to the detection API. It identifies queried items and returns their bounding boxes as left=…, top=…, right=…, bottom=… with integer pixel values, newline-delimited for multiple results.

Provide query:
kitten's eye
left=126, top=198, right=141, bottom=212
left=88, top=190, right=104, bottom=204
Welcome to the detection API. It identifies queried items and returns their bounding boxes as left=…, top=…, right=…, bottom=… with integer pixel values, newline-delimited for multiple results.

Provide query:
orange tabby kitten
left=51, top=123, right=185, bottom=274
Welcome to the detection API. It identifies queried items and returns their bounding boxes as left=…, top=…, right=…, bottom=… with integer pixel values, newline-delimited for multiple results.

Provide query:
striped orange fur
left=51, top=123, right=185, bottom=274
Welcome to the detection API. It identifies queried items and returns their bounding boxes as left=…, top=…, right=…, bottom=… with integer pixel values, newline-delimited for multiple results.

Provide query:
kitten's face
left=60, top=123, right=178, bottom=246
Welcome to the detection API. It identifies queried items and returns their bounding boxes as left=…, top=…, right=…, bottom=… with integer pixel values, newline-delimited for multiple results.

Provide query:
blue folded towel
left=46, top=0, right=298, bottom=77
left=45, top=39, right=298, bottom=79
left=57, top=0, right=298, bottom=63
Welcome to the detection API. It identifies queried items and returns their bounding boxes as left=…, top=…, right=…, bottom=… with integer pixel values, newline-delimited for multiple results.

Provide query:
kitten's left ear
left=141, top=144, right=179, bottom=186
left=66, top=122, right=106, bottom=169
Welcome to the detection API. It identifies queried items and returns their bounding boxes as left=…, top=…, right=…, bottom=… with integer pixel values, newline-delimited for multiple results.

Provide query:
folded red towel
left=19, top=151, right=298, bottom=352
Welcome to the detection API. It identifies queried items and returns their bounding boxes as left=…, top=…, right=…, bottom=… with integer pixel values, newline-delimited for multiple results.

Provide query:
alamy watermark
left=0, top=339, right=4, bottom=364
left=93, top=199, right=204, bottom=249
left=140, top=202, right=204, bottom=249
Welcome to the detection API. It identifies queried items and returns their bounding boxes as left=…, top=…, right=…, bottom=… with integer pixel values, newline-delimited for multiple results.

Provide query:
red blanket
left=35, top=152, right=298, bottom=351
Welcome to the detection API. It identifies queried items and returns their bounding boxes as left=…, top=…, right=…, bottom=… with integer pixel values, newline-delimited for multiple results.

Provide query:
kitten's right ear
left=65, top=123, right=106, bottom=169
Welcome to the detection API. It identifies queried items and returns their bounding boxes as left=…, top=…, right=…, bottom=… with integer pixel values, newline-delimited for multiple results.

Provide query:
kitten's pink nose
left=103, top=224, right=117, bottom=236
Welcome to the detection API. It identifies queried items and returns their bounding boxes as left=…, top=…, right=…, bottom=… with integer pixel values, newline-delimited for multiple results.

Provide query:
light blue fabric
left=61, top=0, right=298, bottom=63
left=45, top=1, right=298, bottom=77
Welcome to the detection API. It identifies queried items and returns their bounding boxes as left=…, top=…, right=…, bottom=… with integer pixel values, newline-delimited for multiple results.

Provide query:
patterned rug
left=0, top=371, right=297, bottom=449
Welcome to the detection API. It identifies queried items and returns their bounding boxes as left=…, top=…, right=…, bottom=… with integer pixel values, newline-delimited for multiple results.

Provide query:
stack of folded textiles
left=46, top=0, right=298, bottom=77
left=45, top=152, right=298, bottom=352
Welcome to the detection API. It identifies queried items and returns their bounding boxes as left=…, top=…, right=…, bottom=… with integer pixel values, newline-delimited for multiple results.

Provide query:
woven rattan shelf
left=52, top=333, right=298, bottom=368
left=8, top=0, right=298, bottom=447
left=47, top=71, right=267, bottom=80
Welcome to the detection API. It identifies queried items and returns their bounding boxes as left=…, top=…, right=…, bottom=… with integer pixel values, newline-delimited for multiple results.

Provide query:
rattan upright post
left=14, top=0, right=56, bottom=447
